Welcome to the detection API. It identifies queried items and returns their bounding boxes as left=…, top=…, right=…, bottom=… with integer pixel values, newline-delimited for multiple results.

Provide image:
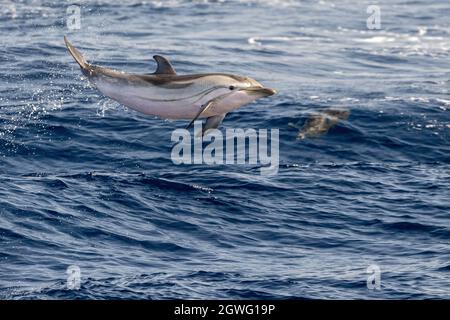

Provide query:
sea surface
left=1, top=0, right=450, bottom=299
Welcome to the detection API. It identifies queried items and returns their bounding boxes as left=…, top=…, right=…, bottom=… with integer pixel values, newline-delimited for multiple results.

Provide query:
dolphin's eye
left=229, top=85, right=235, bottom=90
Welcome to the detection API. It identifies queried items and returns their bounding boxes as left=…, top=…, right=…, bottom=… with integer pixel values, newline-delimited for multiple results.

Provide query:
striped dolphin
left=64, top=37, right=276, bottom=132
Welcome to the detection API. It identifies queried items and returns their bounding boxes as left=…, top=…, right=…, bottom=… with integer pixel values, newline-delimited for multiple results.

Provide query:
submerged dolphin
left=289, top=109, right=350, bottom=139
left=64, top=37, right=276, bottom=132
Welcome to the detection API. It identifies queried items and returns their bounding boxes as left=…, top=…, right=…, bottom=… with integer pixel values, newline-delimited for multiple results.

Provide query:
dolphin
left=289, top=109, right=350, bottom=139
left=64, top=37, right=276, bottom=132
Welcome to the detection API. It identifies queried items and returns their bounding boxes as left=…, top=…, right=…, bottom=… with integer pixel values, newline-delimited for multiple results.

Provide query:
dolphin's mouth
left=240, top=86, right=277, bottom=97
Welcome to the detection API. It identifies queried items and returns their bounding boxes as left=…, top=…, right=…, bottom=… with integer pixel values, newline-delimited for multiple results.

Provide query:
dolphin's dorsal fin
left=153, top=55, right=176, bottom=75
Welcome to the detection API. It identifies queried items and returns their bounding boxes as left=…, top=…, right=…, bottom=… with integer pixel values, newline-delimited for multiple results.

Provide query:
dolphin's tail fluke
left=64, top=36, right=89, bottom=70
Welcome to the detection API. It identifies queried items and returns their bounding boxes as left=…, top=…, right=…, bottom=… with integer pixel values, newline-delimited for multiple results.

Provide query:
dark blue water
left=1, top=0, right=450, bottom=299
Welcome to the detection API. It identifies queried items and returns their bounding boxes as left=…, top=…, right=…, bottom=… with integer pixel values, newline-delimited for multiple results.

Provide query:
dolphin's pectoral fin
left=193, top=114, right=227, bottom=138
left=204, top=114, right=226, bottom=132
left=196, top=114, right=227, bottom=137
left=186, top=100, right=215, bottom=129
left=153, top=55, right=176, bottom=75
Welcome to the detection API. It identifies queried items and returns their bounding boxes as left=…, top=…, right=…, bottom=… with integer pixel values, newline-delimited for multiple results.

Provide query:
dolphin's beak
left=241, top=86, right=277, bottom=97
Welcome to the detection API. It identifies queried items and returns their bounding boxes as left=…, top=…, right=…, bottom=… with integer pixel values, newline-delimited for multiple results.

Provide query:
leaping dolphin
left=64, top=37, right=276, bottom=132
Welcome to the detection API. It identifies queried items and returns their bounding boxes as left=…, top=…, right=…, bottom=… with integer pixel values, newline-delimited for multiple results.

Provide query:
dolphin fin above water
left=152, top=55, right=177, bottom=75
left=64, top=36, right=276, bottom=131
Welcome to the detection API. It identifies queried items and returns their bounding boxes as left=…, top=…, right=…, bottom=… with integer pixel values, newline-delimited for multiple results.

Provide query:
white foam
left=248, top=36, right=314, bottom=46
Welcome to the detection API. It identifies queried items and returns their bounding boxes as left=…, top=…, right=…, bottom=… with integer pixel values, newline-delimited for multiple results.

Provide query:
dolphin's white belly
left=93, top=76, right=234, bottom=120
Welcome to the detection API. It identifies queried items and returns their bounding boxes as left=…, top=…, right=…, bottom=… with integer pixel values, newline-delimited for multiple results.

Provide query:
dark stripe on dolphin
left=137, top=73, right=247, bottom=88
left=133, top=86, right=226, bottom=103
left=86, top=64, right=228, bottom=102
left=88, top=66, right=247, bottom=89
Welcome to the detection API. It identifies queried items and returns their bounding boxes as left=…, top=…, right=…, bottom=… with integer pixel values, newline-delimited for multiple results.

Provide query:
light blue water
left=0, top=0, right=449, bottom=299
